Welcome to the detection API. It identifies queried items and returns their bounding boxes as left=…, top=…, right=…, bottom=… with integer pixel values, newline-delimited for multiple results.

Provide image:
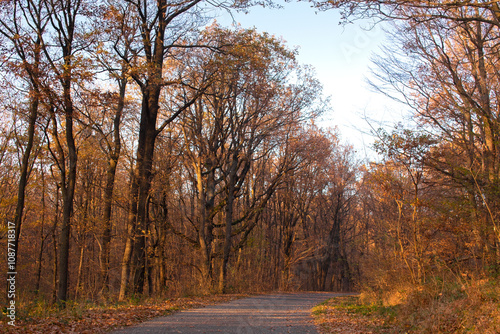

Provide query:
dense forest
left=0, top=0, right=499, bottom=331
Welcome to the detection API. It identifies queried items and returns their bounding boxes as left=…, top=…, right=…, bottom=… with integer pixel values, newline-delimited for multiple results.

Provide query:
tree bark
left=100, top=77, right=126, bottom=292
left=220, top=155, right=238, bottom=293
left=119, top=168, right=138, bottom=301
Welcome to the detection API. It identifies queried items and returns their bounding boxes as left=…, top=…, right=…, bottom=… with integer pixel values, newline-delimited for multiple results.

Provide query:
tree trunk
left=75, top=246, right=85, bottom=299
left=3, top=3, right=43, bottom=307
left=57, top=112, right=77, bottom=304
left=8, top=88, right=38, bottom=304
left=57, top=73, right=78, bottom=304
left=119, top=176, right=138, bottom=301
left=35, top=165, right=47, bottom=295
left=220, top=156, right=238, bottom=293
left=52, top=183, right=60, bottom=304
left=131, top=95, right=158, bottom=294
left=100, top=77, right=125, bottom=292
left=196, top=161, right=215, bottom=289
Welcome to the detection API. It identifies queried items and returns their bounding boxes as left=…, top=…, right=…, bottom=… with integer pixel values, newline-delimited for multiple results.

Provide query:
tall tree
left=84, top=2, right=138, bottom=292
left=0, top=0, right=47, bottom=305
left=41, top=0, right=93, bottom=303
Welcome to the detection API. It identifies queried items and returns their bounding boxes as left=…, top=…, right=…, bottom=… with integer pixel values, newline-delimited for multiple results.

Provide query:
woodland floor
left=312, top=295, right=392, bottom=334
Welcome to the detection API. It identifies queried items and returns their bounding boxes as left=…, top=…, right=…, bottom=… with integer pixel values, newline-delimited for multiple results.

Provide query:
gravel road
left=110, top=292, right=349, bottom=334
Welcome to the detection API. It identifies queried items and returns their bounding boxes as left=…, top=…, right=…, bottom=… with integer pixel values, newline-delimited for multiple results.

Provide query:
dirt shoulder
left=1, top=294, right=246, bottom=334
left=312, top=295, right=392, bottom=334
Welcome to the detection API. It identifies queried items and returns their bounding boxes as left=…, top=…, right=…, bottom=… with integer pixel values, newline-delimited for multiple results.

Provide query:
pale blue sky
left=215, top=1, right=406, bottom=156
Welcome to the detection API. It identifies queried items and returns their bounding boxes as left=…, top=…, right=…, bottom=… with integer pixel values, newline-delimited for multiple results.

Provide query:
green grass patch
left=312, top=295, right=396, bottom=333
left=330, top=296, right=397, bottom=317
left=311, top=304, right=328, bottom=316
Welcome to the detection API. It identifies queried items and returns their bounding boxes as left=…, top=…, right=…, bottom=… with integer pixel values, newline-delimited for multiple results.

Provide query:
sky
left=214, top=1, right=408, bottom=158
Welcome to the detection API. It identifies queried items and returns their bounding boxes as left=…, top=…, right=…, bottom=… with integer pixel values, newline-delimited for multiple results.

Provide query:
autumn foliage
left=1, top=0, right=500, bottom=333
left=0, top=0, right=358, bottom=319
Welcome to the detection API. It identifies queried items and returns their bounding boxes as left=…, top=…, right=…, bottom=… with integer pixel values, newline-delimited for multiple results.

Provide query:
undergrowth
left=314, top=278, right=500, bottom=333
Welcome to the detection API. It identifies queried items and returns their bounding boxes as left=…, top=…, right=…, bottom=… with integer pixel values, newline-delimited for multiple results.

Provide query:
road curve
left=110, top=292, right=349, bottom=334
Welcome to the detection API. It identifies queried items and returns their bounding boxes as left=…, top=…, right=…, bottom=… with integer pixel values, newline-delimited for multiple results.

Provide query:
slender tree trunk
left=52, top=183, right=60, bottom=304
left=35, top=235, right=45, bottom=295
left=100, top=160, right=116, bottom=291
left=75, top=246, right=84, bottom=299
left=3, top=3, right=43, bottom=304
left=57, top=83, right=78, bottom=304
left=7, top=89, right=38, bottom=304
left=35, top=164, right=46, bottom=295
left=100, top=78, right=125, bottom=292
left=119, top=225, right=134, bottom=301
